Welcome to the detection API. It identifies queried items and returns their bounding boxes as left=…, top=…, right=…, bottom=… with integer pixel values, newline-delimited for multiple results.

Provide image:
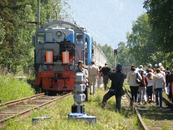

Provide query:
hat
left=148, top=64, right=152, bottom=67
left=139, top=65, right=143, bottom=68
left=116, top=64, right=122, bottom=70
left=78, top=60, right=83, bottom=65
left=160, top=66, right=165, bottom=70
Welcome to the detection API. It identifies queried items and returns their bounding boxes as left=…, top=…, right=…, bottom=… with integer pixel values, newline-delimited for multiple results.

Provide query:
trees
left=126, top=13, right=164, bottom=67
left=144, top=0, right=173, bottom=53
left=98, top=43, right=115, bottom=68
left=116, top=42, right=136, bottom=67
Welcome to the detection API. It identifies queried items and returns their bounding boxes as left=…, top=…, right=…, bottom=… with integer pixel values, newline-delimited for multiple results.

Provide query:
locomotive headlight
left=70, top=65, right=75, bottom=70
left=56, top=31, right=62, bottom=37
left=43, top=65, right=47, bottom=70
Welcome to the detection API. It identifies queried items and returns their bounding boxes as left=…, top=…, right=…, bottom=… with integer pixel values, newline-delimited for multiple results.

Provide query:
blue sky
left=67, top=0, right=146, bottom=49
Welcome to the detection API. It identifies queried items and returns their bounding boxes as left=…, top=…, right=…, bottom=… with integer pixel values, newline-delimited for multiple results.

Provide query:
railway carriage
left=33, top=20, right=107, bottom=93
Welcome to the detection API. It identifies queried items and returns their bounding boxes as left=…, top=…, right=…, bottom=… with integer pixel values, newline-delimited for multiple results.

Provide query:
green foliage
left=126, top=13, right=164, bottom=67
left=144, top=0, right=173, bottom=53
left=0, top=76, right=35, bottom=103
left=116, top=42, right=136, bottom=67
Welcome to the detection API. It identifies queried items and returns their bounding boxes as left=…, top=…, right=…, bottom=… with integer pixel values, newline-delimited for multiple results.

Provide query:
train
left=33, top=20, right=107, bottom=94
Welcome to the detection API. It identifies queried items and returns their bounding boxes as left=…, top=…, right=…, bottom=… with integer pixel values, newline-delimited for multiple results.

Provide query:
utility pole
left=37, top=0, right=40, bottom=29
left=27, top=0, right=41, bottom=28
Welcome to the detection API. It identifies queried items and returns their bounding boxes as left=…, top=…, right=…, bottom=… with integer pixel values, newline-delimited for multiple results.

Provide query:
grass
left=0, top=77, right=139, bottom=130
left=0, top=76, right=35, bottom=103
left=2, top=88, right=139, bottom=130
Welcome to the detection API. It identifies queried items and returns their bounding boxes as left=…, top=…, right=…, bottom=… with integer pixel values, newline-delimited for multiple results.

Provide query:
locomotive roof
left=40, top=20, right=87, bottom=32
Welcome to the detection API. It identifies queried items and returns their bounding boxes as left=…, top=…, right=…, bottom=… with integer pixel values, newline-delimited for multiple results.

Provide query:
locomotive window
left=37, top=33, right=44, bottom=44
left=76, top=34, right=83, bottom=44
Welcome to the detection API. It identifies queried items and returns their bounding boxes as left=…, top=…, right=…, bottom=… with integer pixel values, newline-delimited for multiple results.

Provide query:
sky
left=67, top=0, right=146, bottom=49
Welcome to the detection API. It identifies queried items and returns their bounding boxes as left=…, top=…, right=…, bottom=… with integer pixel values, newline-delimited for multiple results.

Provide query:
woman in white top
left=127, top=65, right=142, bottom=103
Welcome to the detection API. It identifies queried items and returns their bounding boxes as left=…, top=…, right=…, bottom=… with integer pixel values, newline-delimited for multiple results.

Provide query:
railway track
left=0, top=92, right=72, bottom=128
left=125, top=88, right=173, bottom=130
left=135, top=97, right=173, bottom=130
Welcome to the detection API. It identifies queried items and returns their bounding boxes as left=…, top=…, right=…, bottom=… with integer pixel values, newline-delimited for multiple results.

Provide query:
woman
left=146, top=72, right=153, bottom=103
left=138, top=70, right=147, bottom=104
left=127, top=65, right=142, bottom=104
left=153, top=68, right=165, bottom=108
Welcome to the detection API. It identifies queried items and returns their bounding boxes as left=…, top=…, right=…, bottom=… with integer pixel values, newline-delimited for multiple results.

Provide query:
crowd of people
left=75, top=61, right=173, bottom=112
left=128, top=64, right=173, bottom=109
left=75, top=61, right=112, bottom=97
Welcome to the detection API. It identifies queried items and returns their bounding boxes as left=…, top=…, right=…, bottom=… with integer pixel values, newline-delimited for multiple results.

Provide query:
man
left=88, top=61, right=99, bottom=95
left=75, top=60, right=89, bottom=101
left=100, top=63, right=111, bottom=91
left=101, top=64, right=126, bottom=112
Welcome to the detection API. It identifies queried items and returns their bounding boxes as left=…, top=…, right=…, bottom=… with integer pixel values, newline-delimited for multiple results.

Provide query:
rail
left=0, top=92, right=72, bottom=128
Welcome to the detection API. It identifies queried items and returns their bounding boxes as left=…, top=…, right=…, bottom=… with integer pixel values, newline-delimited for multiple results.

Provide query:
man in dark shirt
left=101, top=64, right=126, bottom=112
left=100, top=63, right=111, bottom=90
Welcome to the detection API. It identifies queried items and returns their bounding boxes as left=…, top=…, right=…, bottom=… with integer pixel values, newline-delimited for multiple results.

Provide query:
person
left=97, top=66, right=103, bottom=89
left=153, top=68, right=166, bottom=108
left=127, top=65, right=142, bottom=104
left=100, top=63, right=111, bottom=91
left=160, top=66, right=166, bottom=77
left=88, top=61, right=99, bottom=95
left=146, top=72, right=153, bottom=103
left=166, top=69, right=173, bottom=103
left=75, top=60, right=89, bottom=101
left=165, top=67, right=171, bottom=75
left=137, top=65, right=147, bottom=75
left=138, top=70, right=147, bottom=104
left=137, top=65, right=143, bottom=73
left=101, top=64, right=126, bottom=112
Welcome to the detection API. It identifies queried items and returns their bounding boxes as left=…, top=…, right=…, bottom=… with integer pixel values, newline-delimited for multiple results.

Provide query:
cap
left=78, top=60, right=83, bottom=65
left=148, top=64, right=152, bottom=67
left=116, top=64, right=122, bottom=70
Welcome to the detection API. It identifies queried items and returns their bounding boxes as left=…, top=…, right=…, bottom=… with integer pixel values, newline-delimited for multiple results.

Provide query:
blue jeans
left=155, top=88, right=163, bottom=107
left=138, top=86, right=147, bottom=103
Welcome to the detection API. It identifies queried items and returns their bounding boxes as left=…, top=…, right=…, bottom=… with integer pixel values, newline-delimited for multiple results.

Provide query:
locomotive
left=33, top=20, right=107, bottom=94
